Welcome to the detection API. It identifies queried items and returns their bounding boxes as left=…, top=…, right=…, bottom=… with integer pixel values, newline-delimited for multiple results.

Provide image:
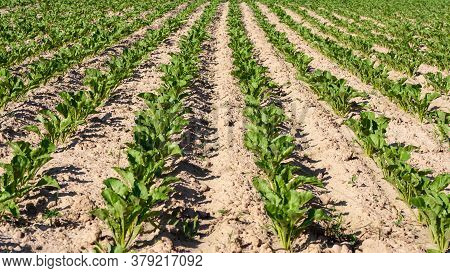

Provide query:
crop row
left=92, top=0, right=220, bottom=253
left=1, top=0, right=113, bottom=46
left=297, top=0, right=449, bottom=72
left=227, top=0, right=329, bottom=251
left=0, top=0, right=185, bottom=110
left=0, top=0, right=204, bottom=220
left=263, top=1, right=449, bottom=140
left=248, top=0, right=449, bottom=253
left=0, top=0, right=34, bottom=9
left=346, top=0, right=449, bottom=55
left=282, top=1, right=450, bottom=95
left=0, top=0, right=155, bottom=68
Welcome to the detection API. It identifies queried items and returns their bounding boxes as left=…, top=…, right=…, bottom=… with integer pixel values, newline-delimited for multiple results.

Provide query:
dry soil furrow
left=291, top=5, right=450, bottom=99
left=187, top=2, right=274, bottom=253
left=260, top=3, right=449, bottom=174
left=137, top=2, right=275, bottom=253
left=0, top=2, right=190, bottom=160
left=241, top=2, right=430, bottom=253
left=0, top=7, right=205, bottom=253
left=297, top=6, right=356, bottom=38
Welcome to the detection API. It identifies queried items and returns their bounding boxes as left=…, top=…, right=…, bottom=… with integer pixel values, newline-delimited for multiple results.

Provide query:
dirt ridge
left=0, top=4, right=206, bottom=253
left=240, top=2, right=430, bottom=253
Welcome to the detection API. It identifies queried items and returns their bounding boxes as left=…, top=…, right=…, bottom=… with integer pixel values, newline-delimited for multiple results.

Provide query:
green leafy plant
left=426, top=72, right=450, bottom=95
left=0, top=68, right=26, bottom=108
left=412, top=191, right=449, bottom=253
left=93, top=0, right=219, bottom=252
left=228, top=0, right=326, bottom=251
left=43, top=209, right=61, bottom=226
left=92, top=170, right=173, bottom=253
left=170, top=215, right=200, bottom=239
left=253, top=165, right=326, bottom=250
left=0, top=139, right=60, bottom=217
left=309, top=70, right=366, bottom=116
left=346, top=111, right=389, bottom=157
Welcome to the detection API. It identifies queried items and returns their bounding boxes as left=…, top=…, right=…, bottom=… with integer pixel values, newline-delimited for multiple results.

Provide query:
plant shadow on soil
left=269, top=85, right=361, bottom=252
left=149, top=44, right=222, bottom=249
left=64, top=112, right=126, bottom=151
left=0, top=106, right=41, bottom=140
left=12, top=165, right=89, bottom=226
left=0, top=235, right=32, bottom=253
left=5, top=188, right=81, bottom=233
left=5, top=164, right=92, bottom=231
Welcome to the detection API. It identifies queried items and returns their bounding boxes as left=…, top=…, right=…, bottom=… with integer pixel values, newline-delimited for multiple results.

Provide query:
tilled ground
left=0, top=1, right=448, bottom=253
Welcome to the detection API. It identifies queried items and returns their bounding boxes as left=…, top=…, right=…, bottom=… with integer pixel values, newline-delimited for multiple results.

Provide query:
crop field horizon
left=0, top=0, right=448, bottom=254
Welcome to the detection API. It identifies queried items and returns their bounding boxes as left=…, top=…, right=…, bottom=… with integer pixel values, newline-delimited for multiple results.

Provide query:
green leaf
left=36, top=175, right=60, bottom=189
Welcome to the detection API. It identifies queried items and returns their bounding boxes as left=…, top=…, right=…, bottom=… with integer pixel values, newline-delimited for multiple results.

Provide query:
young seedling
left=43, top=209, right=61, bottom=226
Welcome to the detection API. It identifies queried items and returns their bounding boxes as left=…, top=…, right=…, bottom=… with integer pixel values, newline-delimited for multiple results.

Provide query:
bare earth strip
left=299, top=5, right=450, bottom=104
left=263, top=4, right=449, bottom=175
left=286, top=6, right=450, bottom=106
left=0, top=3, right=188, bottom=160
left=0, top=4, right=206, bottom=253
left=241, top=2, right=430, bottom=253
left=188, top=1, right=274, bottom=252
left=136, top=2, right=276, bottom=253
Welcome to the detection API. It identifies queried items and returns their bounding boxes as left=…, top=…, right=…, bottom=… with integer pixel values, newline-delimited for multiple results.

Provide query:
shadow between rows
left=155, top=41, right=221, bottom=250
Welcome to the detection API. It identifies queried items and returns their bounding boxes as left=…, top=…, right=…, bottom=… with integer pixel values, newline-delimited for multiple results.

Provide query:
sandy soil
left=241, top=2, right=430, bottom=253
left=0, top=3, right=206, bottom=253
left=264, top=4, right=449, bottom=174
left=128, top=3, right=278, bottom=253
left=0, top=1, right=446, bottom=254
left=284, top=5, right=450, bottom=136
left=372, top=44, right=390, bottom=54
left=0, top=3, right=187, bottom=161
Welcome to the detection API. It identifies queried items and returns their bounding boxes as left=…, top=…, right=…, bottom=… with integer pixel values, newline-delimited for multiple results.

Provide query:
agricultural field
left=0, top=0, right=448, bottom=254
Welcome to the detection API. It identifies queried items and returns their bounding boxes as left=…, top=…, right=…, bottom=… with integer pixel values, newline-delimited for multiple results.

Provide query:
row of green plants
left=92, top=0, right=220, bottom=253
left=248, top=1, right=449, bottom=253
left=296, top=0, right=449, bottom=72
left=0, top=0, right=156, bottom=68
left=0, top=0, right=130, bottom=45
left=0, top=0, right=184, bottom=110
left=0, top=0, right=204, bottom=219
left=228, top=0, right=327, bottom=251
left=426, top=72, right=450, bottom=95
left=1, top=0, right=108, bottom=46
left=332, top=0, right=450, bottom=48
left=357, top=0, right=449, bottom=64
left=264, top=1, right=449, bottom=140
left=282, top=1, right=450, bottom=96
left=249, top=0, right=366, bottom=117
left=0, top=0, right=34, bottom=9
left=346, top=112, right=449, bottom=253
